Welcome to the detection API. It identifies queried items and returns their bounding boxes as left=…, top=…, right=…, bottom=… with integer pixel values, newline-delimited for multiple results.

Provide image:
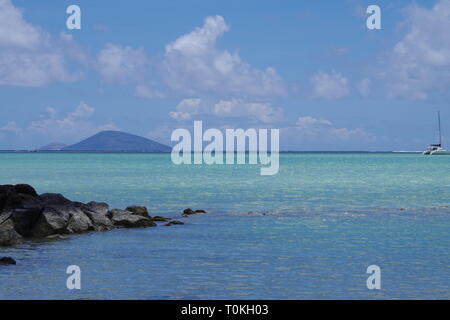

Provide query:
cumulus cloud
left=162, top=15, right=286, bottom=98
left=0, top=0, right=43, bottom=49
left=0, top=0, right=81, bottom=87
left=169, top=98, right=284, bottom=123
left=169, top=98, right=202, bottom=121
left=383, top=0, right=450, bottom=100
left=311, top=71, right=349, bottom=99
left=28, top=102, right=117, bottom=140
left=97, top=44, right=148, bottom=84
left=294, top=116, right=369, bottom=140
left=213, top=99, right=284, bottom=123
left=280, top=116, right=373, bottom=149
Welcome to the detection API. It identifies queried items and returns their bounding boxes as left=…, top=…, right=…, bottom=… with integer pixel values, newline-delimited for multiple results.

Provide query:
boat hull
left=430, top=150, right=450, bottom=155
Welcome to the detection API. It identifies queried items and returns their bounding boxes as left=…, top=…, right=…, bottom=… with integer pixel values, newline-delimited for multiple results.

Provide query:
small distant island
left=38, top=131, right=171, bottom=153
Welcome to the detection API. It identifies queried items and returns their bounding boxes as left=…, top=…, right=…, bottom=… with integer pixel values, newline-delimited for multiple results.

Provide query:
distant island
left=39, top=131, right=171, bottom=152
left=38, top=142, right=68, bottom=151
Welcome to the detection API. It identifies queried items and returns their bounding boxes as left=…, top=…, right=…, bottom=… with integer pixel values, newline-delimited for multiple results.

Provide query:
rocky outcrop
left=164, top=220, right=185, bottom=226
left=0, top=257, right=16, bottom=265
left=0, top=218, right=22, bottom=246
left=108, top=209, right=156, bottom=228
left=0, top=184, right=176, bottom=248
left=125, top=205, right=150, bottom=218
left=182, top=208, right=207, bottom=217
left=153, top=216, right=171, bottom=222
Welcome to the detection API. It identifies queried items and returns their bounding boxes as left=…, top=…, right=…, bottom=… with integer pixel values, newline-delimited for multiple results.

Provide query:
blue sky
left=1, top=0, right=449, bottom=150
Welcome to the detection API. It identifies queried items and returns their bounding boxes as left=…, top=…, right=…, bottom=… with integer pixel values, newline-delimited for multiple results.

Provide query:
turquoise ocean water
left=0, top=152, right=449, bottom=299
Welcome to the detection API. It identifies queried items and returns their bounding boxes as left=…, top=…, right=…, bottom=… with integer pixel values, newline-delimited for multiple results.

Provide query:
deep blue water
left=0, top=153, right=449, bottom=299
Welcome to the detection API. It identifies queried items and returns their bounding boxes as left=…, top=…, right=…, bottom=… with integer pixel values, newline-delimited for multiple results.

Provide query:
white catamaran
left=423, top=111, right=450, bottom=155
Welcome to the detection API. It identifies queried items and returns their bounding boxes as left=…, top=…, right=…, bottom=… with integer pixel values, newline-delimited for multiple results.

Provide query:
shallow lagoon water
left=0, top=153, right=449, bottom=299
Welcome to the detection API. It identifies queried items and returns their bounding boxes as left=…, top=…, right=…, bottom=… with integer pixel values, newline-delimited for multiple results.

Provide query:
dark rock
left=65, top=207, right=95, bottom=233
left=11, top=207, right=43, bottom=237
left=81, top=202, right=114, bottom=231
left=0, top=216, right=23, bottom=246
left=0, top=183, right=192, bottom=247
left=126, top=205, right=150, bottom=218
left=14, top=184, right=38, bottom=197
left=30, top=206, right=70, bottom=237
left=0, top=257, right=16, bottom=265
left=164, top=220, right=185, bottom=226
left=153, top=216, right=171, bottom=222
left=182, top=208, right=207, bottom=217
left=0, top=185, right=15, bottom=194
left=182, top=208, right=195, bottom=216
left=31, top=205, right=94, bottom=237
left=108, top=209, right=156, bottom=228
left=1, top=192, right=42, bottom=212
left=40, top=193, right=72, bottom=206
left=86, top=201, right=109, bottom=215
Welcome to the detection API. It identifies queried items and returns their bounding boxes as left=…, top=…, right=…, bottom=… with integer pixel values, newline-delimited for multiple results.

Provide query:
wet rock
left=40, top=193, right=72, bottom=206
left=126, top=205, right=150, bottom=218
left=0, top=217, right=22, bottom=246
left=182, top=208, right=207, bottom=217
left=182, top=208, right=195, bottom=216
left=0, top=185, right=15, bottom=194
left=31, top=205, right=94, bottom=237
left=82, top=202, right=114, bottom=231
left=14, top=184, right=38, bottom=197
left=0, top=257, right=16, bottom=265
left=11, top=207, right=42, bottom=237
left=164, top=220, right=185, bottom=226
left=108, top=209, right=156, bottom=228
left=1, top=192, right=42, bottom=213
left=153, top=216, right=171, bottom=222
left=0, top=184, right=192, bottom=247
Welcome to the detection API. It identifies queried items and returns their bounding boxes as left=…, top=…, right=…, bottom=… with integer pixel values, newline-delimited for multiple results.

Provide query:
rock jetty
left=0, top=184, right=201, bottom=248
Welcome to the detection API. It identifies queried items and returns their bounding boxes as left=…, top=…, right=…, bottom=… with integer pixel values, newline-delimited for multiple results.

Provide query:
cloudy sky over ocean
left=1, top=0, right=450, bottom=150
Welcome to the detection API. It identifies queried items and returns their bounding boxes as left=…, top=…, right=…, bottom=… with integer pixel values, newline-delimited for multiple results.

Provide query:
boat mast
left=438, top=111, right=442, bottom=146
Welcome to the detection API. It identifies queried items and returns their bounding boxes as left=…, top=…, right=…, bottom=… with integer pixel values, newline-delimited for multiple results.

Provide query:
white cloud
left=0, top=0, right=79, bottom=87
left=294, top=116, right=369, bottom=141
left=134, top=85, right=165, bottom=98
left=0, top=0, right=43, bottom=49
left=162, top=15, right=286, bottom=97
left=97, top=44, right=148, bottom=84
left=65, top=101, right=94, bottom=119
left=169, top=111, right=193, bottom=121
left=168, top=98, right=202, bottom=121
left=280, top=116, right=374, bottom=149
left=296, top=116, right=332, bottom=128
left=311, top=71, right=349, bottom=99
left=174, top=98, right=202, bottom=113
left=169, top=98, right=284, bottom=123
left=0, top=121, right=21, bottom=133
left=28, top=102, right=117, bottom=141
left=231, top=101, right=284, bottom=124
left=383, top=0, right=450, bottom=100
left=214, top=99, right=283, bottom=123
left=0, top=102, right=118, bottom=148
